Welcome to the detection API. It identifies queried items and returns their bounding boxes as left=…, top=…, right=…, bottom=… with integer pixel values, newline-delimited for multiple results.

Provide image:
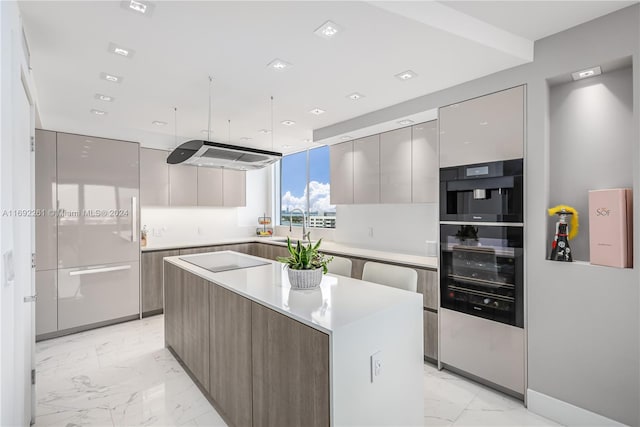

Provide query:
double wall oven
left=439, top=159, right=525, bottom=397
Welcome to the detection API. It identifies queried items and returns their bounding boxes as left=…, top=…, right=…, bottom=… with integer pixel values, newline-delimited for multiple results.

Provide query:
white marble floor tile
left=36, top=315, right=561, bottom=427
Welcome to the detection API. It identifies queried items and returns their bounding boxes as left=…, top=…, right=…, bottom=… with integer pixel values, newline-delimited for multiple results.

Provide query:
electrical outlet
left=370, top=351, right=382, bottom=383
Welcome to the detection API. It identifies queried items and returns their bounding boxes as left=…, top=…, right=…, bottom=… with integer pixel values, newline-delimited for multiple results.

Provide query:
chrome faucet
left=289, top=208, right=309, bottom=241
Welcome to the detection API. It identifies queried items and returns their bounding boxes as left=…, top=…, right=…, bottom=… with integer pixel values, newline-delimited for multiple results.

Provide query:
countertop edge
left=145, top=237, right=438, bottom=270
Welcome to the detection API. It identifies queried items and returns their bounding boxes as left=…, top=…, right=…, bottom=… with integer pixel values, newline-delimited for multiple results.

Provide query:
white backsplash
left=332, top=203, right=439, bottom=256
left=141, top=167, right=270, bottom=246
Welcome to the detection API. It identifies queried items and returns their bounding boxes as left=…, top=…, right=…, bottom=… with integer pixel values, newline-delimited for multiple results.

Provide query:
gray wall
left=548, top=66, right=634, bottom=261
left=316, top=5, right=640, bottom=425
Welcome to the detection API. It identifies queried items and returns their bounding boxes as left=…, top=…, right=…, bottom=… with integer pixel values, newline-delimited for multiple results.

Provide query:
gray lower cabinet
left=35, top=270, right=57, bottom=337
left=141, top=250, right=179, bottom=316
left=209, top=285, right=253, bottom=427
left=57, top=262, right=139, bottom=331
left=417, top=269, right=438, bottom=311
left=164, top=262, right=183, bottom=356
left=252, top=303, right=330, bottom=427
left=424, top=310, right=438, bottom=361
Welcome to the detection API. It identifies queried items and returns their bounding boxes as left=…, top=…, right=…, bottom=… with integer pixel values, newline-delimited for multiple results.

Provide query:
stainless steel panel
left=222, top=169, right=246, bottom=207
left=57, top=261, right=140, bottom=330
left=169, top=164, right=197, bottom=206
left=440, top=308, right=525, bottom=394
left=380, top=127, right=412, bottom=204
left=412, top=121, right=438, bottom=203
left=35, top=129, right=57, bottom=271
left=56, top=133, right=140, bottom=268
left=35, top=270, right=57, bottom=336
left=140, top=148, right=169, bottom=206
left=197, top=167, right=223, bottom=206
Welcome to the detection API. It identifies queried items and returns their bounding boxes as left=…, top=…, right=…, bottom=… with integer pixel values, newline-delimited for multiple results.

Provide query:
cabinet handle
left=69, top=265, right=131, bottom=276
left=131, top=196, right=138, bottom=243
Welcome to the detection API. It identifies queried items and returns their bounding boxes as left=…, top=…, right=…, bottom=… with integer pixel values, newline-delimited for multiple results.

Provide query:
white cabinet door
left=353, top=135, right=380, bottom=204
left=329, top=142, right=353, bottom=204
left=412, top=121, right=439, bottom=203
left=140, top=148, right=169, bottom=206
left=380, top=127, right=412, bottom=204
left=439, top=86, right=524, bottom=167
left=197, top=167, right=223, bottom=206
left=35, top=270, right=57, bottom=336
left=223, top=169, right=246, bottom=207
left=169, top=164, right=198, bottom=206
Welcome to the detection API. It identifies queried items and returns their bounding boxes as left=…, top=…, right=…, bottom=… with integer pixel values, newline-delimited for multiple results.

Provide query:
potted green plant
left=277, top=236, right=333, bottom=290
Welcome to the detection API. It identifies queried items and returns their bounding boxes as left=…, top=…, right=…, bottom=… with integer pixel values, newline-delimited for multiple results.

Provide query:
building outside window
left=280, top=145, right=336, bottom=229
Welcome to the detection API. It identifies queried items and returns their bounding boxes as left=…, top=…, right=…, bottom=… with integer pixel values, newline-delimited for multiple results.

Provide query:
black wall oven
left=440, top=159, right=523, bottom=223
left=440, top=224, right=524, bottom=328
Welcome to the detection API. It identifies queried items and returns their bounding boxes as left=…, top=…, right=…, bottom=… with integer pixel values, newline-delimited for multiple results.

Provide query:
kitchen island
left=163, top=251, right=423, bottom=427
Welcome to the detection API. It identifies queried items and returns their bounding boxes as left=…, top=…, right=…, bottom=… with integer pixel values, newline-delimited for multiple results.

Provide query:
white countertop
left=165, top=252, right=423, bottom=334
left=144, top=236, right=438, bottom=269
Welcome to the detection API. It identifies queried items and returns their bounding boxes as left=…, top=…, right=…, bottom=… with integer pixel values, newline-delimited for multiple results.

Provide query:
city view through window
left=280, top=146, right=336, bottom=229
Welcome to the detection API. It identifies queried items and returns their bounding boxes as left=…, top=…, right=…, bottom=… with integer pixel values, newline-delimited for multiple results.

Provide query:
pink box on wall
left=588, top=188, right=633, bottom=268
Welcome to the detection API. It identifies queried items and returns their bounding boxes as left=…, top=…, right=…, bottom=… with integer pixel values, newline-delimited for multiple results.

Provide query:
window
left=280, top=146, right=336, bottom=228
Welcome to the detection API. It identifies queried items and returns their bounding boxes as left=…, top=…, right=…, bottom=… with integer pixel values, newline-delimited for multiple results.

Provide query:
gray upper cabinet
left=329, top=141, right=354, bottom=205
left=439, top=85, right=525, bottom=167
left=222, top=169, right=246, bottom=207
left=140, top=148, right=169, bottom=206
left=35, top=129, right=57, bottom=271
left=197, top=167, right=223, bottom=207
left=353, top=135, right=380, bottom=204
left=412, top=121, right=439, bottom=203
left=380, top=127, right=412, bottom=204
left=169, top=164, right=198, bottom=206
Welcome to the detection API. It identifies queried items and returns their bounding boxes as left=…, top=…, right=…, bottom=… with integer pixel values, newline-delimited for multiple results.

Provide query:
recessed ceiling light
left=347, top=92, right=364, bottom=101
left=479, top=121, right=489, bottom=126
left=200, top=130, right=213, bottom=135
left=267, top=58, right=292, bottom=71
left=314, top=20, right=342, bottom=39
left=395, top=70, right=417, bottom=81
left=398, top=119, right=414, bottom=125
left=121, top=0, right=154, bottom=15
left=281, top=120, right=295, bottom=126
left=90, top=109, right=107, bottom=116
left=309, top=108, right=325, bottom=115
left=571, top=66, right=602, bottom=81
left=108, top=42, right=135, bottom=58
left=258, top=129, right=271, bottom=134
left=94, top=93, right=114, bottom=102
left=303, top=138, right=312, bottom=143
left=100, top=72, right=123, bottom=83
left=240, top=137, right=252, bottom=142
left=152, top=121, right=167, bottom=126
left=281, top=144, right=292, bottom=148
left=340, top=136, right=352, bottom=141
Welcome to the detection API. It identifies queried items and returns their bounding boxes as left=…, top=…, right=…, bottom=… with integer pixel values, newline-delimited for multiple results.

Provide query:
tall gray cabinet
left=35, top=130, right=141, bottom=340
left=35, top=130, right=58, bottom=336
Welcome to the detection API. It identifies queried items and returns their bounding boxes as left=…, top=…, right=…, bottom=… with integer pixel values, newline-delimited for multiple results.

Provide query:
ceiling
left=19, top=1, right=634, bottom=154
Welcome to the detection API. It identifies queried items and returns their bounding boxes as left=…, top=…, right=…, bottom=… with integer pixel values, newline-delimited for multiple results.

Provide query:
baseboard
left=527, top=389, right=626, bottom=426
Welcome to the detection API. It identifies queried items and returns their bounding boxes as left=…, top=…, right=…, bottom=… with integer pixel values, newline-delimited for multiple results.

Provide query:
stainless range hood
left=166, top=140, right=282, bottom=171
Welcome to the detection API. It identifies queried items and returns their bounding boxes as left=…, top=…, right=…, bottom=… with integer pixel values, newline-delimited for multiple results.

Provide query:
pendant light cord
left=208, top=76, right=213, bottom=141
left=173, top=106, right=177, bottom=149
left=270, top=95, right=274, bottom=151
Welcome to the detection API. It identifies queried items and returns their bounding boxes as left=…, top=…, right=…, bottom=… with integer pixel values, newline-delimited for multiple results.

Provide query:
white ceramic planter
left=287, top=267, right=323, bottom=290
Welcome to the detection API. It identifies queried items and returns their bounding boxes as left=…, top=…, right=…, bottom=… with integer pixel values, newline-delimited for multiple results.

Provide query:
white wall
left=334, top=203, right=438, bottom=256
left=141, top=166, right=271, bottom=245
left=1, top=1, right=37, bottom=425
